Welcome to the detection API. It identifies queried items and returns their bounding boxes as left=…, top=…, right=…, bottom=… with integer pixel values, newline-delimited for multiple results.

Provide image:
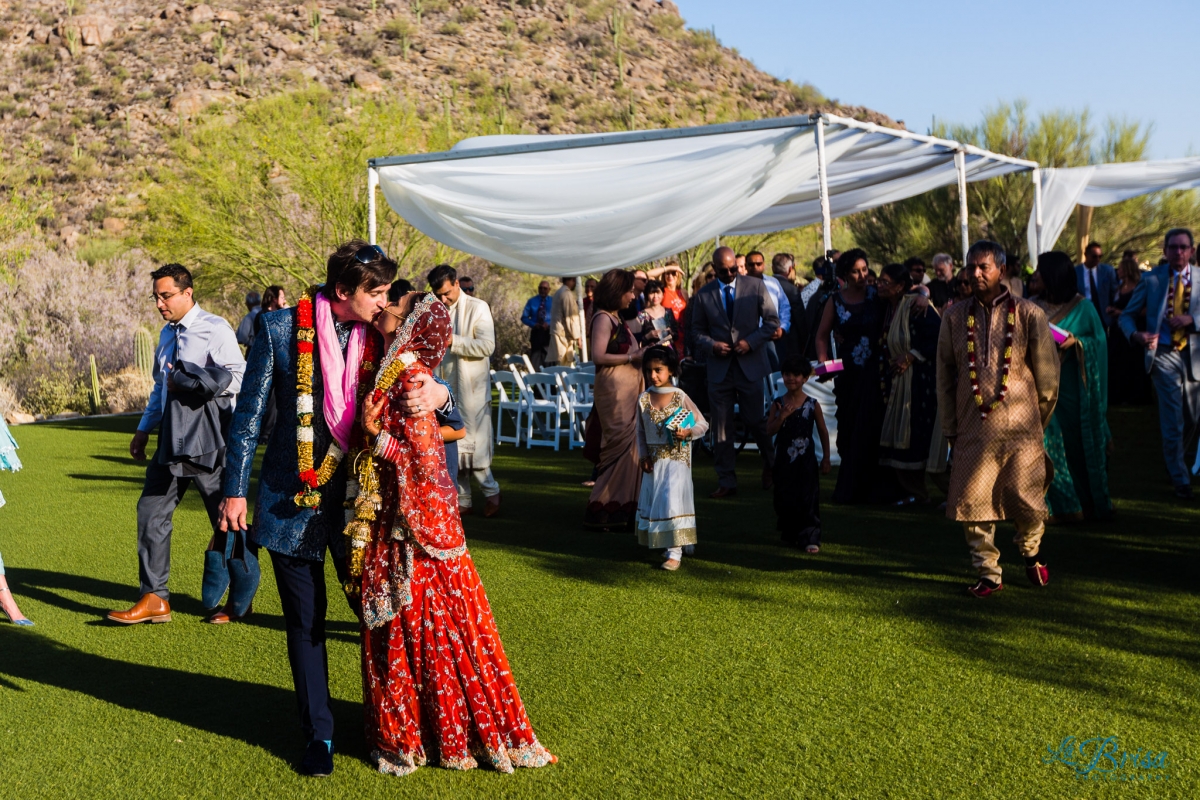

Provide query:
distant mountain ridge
left=0, top=0, right=895, bottom=243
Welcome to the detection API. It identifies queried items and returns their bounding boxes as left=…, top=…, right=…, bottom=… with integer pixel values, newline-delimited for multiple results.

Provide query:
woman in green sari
left=1033, top=251, right=1113, bottom=520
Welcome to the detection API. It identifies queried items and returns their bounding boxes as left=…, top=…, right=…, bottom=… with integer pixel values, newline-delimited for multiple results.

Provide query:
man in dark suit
left=691, top=246, right=781, bottom=497
left=1077, top=241, right=1118, bottom=329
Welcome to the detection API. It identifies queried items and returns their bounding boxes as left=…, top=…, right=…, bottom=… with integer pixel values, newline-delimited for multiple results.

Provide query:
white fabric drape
left=377, top=124, right=832, bottom=276
left=1028, top=159, right=1200, bottom=258
left=726, top=129, right=1027, bottom=235
left=374, top=120, right=1033, bottom=277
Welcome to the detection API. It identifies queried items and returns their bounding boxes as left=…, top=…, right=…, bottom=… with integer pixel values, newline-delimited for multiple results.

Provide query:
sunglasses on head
left=354, top=244, right=387, bottom=264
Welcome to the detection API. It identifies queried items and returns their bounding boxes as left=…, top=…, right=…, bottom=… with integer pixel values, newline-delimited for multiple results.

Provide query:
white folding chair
left=521, top=373, right=566, bottom=450
left=541, top=365, right=575, bottom=378
left=769, top=371, right=785, bottom=402
left=504, top=354, right=534, bottom=379
left=561, top=372, right=595, bottom=449
left=492, top=370, right=525, bottom=446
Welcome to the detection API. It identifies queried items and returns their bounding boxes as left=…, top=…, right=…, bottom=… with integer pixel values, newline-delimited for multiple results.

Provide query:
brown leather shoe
left=709, top=486, right=738, bottom=499
left=208, top=602, right=252, bottom=624
left=107, top=593, right=172, bottom=624
left=459, top=505, right=474, bottom=516
left=484, top=493, right=501, bottom=518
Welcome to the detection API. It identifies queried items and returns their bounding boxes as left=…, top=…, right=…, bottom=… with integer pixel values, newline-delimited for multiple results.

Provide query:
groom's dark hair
left=323, top=239, right=398, bottom=300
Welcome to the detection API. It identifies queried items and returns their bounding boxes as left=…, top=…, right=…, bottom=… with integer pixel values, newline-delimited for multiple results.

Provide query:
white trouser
left=457, top=467, right=500, bottom=508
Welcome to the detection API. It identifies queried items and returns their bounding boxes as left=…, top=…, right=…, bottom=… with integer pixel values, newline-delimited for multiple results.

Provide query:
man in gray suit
left=1119, top=228, right=1200, bottom=498
left=691, top=246, right=781, bottom=497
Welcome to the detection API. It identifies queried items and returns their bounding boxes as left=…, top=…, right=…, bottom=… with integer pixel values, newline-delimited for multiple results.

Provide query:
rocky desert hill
left=1, top=0, right=894, bottom=245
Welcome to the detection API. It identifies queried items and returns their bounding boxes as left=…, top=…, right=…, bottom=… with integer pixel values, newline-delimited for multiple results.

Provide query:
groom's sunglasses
left=354, top=244, right=387, bottom=264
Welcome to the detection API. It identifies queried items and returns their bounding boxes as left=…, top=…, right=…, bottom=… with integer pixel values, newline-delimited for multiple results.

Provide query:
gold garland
left=342, top=347, right=414, bottom=594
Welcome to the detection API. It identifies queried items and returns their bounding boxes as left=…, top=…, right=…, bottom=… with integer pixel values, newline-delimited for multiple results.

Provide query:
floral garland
left=293, top=287, right=382, bottom=508
left=293, top=288, right=342, bottom=507
left=966, top=297, right=1016, bottom=421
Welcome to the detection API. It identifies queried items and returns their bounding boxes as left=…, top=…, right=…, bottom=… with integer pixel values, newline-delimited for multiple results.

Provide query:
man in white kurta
left=429, top=266, right=501, bottom=516
left=549, top=276, right=584, bottom=366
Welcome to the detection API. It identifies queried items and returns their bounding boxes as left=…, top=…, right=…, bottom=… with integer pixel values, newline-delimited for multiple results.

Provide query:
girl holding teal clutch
left=635, top=345, right=709, bottom=571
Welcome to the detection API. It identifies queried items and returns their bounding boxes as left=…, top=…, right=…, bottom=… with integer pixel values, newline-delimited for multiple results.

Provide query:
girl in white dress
left=635, top=346, right=709, bottom=571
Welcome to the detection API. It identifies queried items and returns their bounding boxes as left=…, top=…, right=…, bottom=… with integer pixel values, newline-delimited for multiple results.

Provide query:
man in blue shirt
left=108, top=263, right=245, bottom=626
left=746, top=250, right=791, bottom=370
left=521, top=280, right=553, bottom=369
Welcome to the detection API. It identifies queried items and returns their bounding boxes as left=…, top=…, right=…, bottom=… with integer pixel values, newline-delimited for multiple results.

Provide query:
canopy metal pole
left=954, top=150, right=969, bottom=262
left=1032, top=167, right=1043, bottom=257
left=577, top=278, right=589, bottom=363
left=367, top=167, right=379, bottom=245
left=815, top=117, right=832, bottom=256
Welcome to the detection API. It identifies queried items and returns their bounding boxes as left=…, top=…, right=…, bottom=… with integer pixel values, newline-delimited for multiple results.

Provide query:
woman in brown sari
left=584, top=269, right=646, bottom=531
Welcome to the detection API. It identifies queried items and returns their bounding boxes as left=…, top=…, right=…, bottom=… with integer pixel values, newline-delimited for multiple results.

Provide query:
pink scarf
left=314, top=292, right=365, bottom=451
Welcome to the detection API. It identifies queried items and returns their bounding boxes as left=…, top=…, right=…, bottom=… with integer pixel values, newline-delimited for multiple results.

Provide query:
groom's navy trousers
left=270, top=550, right=349, bottom=742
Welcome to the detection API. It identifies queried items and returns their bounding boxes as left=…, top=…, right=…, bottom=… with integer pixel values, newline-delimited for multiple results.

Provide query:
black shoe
left=1174, top=484, right=1193, bottom=499
left=300, top=740, right=334, bottom=777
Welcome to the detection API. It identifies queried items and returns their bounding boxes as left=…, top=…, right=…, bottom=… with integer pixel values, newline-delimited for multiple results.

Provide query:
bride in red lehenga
left=353, top=290, right=556, bottom=777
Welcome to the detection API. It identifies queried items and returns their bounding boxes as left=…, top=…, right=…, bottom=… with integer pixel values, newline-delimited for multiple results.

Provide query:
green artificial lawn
left=0, top=409, right=1195, bottom=798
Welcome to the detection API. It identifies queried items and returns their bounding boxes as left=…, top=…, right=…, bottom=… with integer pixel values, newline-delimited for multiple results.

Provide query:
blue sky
left=678, top=0, right=1196, bottom=160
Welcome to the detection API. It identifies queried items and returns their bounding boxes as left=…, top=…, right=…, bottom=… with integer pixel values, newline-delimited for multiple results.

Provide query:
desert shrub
left=20, top=374, right=91, bottom=417
left=20, top=46, right=55, bottom=73
left=381, top=17, right=414, bottom=40
left=524, top=19, right=552, bottom=43
left=0, top=381, right=21, bottom=416
left=458, top=6, right=479, bottom=23
left=0, top=246, right=162, bottom=408
left=438, top=21, right=462, bottom=36
left=102, top=367, right=153, bottom=414
left=649, top=13, right=684, bottom=38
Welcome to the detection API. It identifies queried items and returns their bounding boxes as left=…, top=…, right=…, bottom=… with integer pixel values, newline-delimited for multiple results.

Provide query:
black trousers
left=270, top=549, right=349, bottom=743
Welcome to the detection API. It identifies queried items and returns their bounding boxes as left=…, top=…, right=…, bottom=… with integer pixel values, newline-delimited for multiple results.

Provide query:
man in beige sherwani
left=429, top=265, right=501, bottom=517
left=548, top=276, right=583, bottom=366
left=936, top=241, right=1059, bottom=598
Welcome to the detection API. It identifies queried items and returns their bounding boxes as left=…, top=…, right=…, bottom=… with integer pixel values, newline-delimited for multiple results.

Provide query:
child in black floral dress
left=766, top=356, right=831, bottom=552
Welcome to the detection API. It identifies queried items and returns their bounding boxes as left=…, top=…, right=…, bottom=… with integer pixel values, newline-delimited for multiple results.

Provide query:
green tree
left=142, top=89, right=476, bottom=292
left=848, top=102, right=1200, bottom=270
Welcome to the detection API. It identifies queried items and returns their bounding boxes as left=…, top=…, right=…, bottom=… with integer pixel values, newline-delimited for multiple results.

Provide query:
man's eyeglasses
left=354, top=244, right=387, bottom=263
left=1166, top=244, right=1194, bottom=251
left=150, top=289, right=186, bottom=303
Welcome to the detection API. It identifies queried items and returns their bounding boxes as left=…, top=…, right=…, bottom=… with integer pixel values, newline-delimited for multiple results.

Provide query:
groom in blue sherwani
left=218, top=241, right=453, bottom=777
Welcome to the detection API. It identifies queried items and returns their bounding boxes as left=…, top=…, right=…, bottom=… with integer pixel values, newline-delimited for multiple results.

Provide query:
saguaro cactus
left=135, top=328, right=155, bottom=381
left=89, top=354, right=102, bottom=413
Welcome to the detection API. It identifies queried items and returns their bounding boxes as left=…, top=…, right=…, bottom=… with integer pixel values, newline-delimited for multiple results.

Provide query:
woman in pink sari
left=356, top=289, right=555, bottom=777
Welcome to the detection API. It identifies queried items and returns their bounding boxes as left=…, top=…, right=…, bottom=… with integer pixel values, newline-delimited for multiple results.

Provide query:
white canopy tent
left=367, top=113, right=1039, bottom=278
left=1027, top=158, right=1200, bottom=259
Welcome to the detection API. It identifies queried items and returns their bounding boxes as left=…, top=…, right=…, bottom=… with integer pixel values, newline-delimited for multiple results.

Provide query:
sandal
left=804, top=545, right=820, bottom=554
